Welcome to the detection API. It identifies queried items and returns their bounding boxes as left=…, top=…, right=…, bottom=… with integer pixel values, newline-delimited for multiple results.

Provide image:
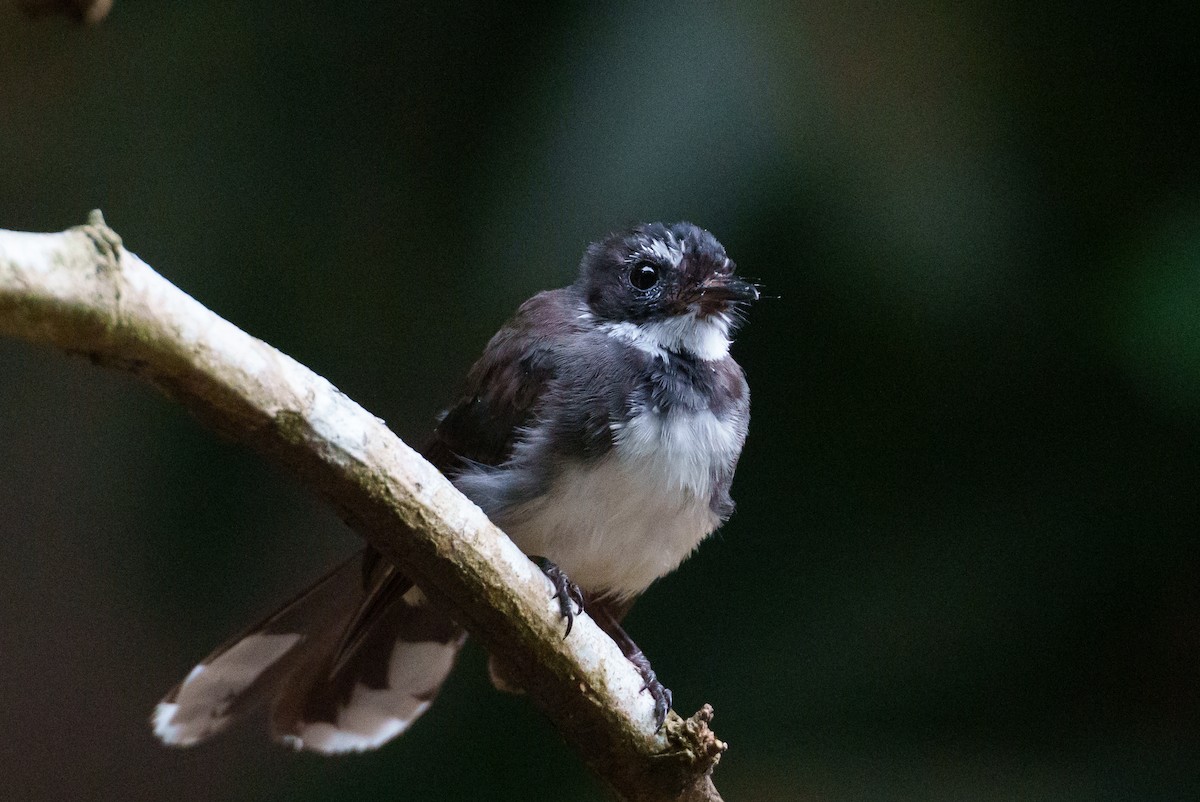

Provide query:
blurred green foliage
left=1, top=2, right=1198, bottom=800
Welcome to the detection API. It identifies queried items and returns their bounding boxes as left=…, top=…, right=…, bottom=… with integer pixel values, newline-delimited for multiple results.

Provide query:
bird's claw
left=639, top=668, right=673, bottom=730
left=535, top=558, right=584, bottom=638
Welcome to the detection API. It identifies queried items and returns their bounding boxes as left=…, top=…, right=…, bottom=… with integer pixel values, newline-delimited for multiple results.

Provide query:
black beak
left=699, top=277, right=760, bottom=304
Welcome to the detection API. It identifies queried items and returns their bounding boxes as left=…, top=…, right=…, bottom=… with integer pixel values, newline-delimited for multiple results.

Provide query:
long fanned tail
left=271, top=579, right=466, bottom=753
left=152, top=549, right=466, bottom=753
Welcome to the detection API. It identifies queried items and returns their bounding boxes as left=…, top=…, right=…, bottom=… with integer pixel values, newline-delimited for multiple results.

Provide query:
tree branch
left=0, top=212, right=725, bottom=802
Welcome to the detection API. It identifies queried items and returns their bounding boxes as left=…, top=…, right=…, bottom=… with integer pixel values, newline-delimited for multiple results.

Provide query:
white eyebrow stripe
left=640, top=238, right=682, bottom=267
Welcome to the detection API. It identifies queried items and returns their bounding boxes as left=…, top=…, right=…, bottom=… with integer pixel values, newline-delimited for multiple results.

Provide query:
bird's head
left=578, top=222, right=758, bottom=360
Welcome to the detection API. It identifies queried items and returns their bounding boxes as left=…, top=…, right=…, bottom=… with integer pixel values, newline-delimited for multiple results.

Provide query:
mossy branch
left=0, top=212, right=725, bottom=802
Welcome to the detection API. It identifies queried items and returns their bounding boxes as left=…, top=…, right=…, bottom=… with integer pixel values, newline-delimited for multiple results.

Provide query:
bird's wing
left=422, top=287, right=583, bottom=471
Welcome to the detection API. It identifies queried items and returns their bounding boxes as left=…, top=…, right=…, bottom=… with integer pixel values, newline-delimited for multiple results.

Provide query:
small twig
left=17, top=0, right=113, bottom=24
left=0, top=212, right=724, bottom=802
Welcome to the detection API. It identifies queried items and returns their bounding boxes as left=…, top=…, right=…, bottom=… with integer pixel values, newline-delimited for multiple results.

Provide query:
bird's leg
left=532, top=557, right=585, bottom=637
left=588, top=599, right=673, bottom=730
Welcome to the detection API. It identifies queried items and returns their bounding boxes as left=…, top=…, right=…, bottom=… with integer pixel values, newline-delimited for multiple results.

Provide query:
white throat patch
left=600, top=312, right=730, bottom=362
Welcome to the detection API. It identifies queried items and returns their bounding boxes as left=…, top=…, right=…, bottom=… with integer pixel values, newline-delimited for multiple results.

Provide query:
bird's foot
left=625, top=647, right=673, bottom=730
left=642, top=670, right=673, bottom=731
left=533, top=557, right=585, bottom=638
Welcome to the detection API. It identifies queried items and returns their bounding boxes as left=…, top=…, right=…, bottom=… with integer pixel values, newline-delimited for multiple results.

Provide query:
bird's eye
left=629, top=262, right=660, bottom=291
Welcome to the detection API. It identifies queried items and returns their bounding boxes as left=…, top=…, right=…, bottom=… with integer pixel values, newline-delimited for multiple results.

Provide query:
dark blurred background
left=2, top=3, right=1199, bottom=800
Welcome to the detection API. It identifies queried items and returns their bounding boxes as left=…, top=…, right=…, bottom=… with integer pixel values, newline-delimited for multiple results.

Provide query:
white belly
left=501, top=405, right=743, bottom=599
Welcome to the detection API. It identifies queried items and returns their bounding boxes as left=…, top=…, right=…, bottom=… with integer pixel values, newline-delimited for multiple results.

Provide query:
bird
left=152, top=221, right=757, bottom=754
